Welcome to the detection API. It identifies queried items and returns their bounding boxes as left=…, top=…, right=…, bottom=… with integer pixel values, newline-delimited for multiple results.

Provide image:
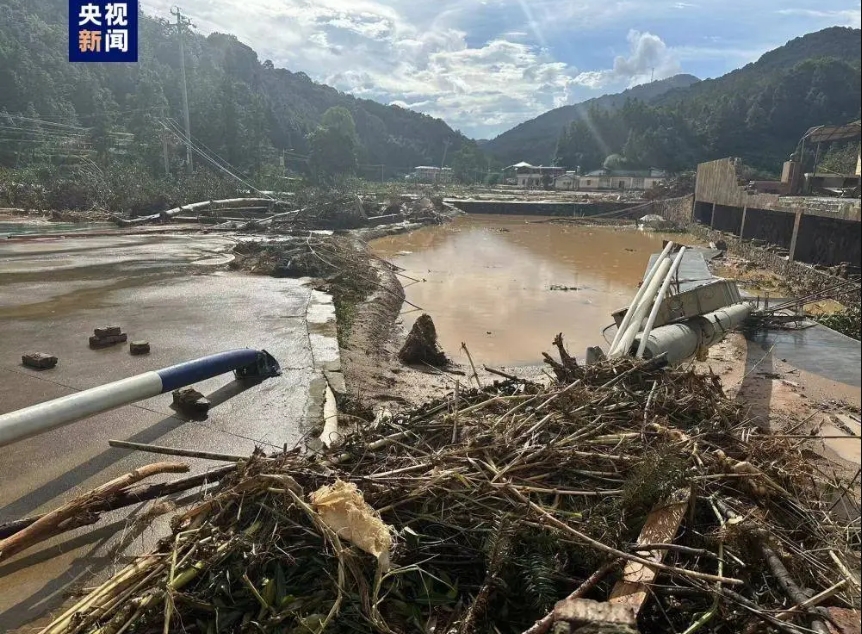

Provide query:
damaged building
left=691, top=121, right=861, bottom=271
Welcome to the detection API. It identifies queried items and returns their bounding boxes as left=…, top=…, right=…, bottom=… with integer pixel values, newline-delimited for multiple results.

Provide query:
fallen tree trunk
left=0, top=462, right=189, bottom=561
left=113, top=198, right=285, bottom=227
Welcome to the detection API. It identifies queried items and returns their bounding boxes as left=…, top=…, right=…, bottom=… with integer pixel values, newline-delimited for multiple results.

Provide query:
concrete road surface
left=0, top=232, right=338, bottom=630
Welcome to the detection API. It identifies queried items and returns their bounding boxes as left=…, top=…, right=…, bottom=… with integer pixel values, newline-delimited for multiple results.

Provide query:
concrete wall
left=777, top=196, right=861, bottom=222
left=695, top=158, right=782, bottom=210
left=794, top=215, right=862, bottom=268
left=688, top=224, right=861, bottom=308
left=694, top=157, right=861, bottom=266
left=741, top=207, right=795, bottom=249
left=712, top=204, right=743, bottom=234
left=447, top=200, right=641, bottom=216
left=648, top=195, right=694, bottom=225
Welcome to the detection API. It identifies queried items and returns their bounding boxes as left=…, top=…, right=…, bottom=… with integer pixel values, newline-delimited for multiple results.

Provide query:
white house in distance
left=504, top=162, right=566, bottom=187
left=556, top=168, right=668, bottom=191
left=409, top=166, right=454, bottom=183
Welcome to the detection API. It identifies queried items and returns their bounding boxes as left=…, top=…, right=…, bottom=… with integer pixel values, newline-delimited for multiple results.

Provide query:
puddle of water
left=371, top=214, right=678, bottom=366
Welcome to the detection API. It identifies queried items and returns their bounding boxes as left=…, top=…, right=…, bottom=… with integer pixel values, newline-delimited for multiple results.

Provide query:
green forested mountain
left=552, top=27, right=861, bottom=174
left=483, top=74, right=700, bottom=167
left=0, top=0, right=468, bottom=180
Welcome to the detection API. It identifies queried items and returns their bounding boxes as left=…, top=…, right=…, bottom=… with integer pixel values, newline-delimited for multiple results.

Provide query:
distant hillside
left=483, top=74, right=700, bottom=166
left=650, top=27, right=862, bottom=169
left=0, top=0, right=468, bottom=178
left=548, top=27, right=861, bottom=175
left=655, top=27, right=862, bottom=109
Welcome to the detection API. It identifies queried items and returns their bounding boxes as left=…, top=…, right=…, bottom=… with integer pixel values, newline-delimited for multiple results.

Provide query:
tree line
left=0, top=0, right=477, bottom=210
left=554, top=54, right=860, bottom=175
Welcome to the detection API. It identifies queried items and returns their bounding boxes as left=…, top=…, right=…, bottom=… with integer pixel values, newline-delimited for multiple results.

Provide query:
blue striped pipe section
left=0, top=349, right=278, bottom=447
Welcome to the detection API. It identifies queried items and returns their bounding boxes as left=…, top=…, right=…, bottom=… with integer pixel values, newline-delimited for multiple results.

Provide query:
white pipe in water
left=636, top=246, right=687, bottom=359
left=610, top=241, right=675, bottom=351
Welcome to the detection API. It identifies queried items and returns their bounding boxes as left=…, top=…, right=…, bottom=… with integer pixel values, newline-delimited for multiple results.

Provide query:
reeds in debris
left=37, top=342, right=860, bottom=634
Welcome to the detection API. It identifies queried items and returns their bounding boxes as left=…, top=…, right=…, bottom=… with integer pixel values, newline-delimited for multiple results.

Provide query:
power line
left=158, top=120, right=271, bottom=198
left=2, top=114, right=87, bottom=131
left=163, top=117, right=253, bottom=180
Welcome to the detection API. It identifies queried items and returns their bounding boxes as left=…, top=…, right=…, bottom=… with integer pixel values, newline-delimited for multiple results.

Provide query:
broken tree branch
left=0, top=462, right=189, bottom=562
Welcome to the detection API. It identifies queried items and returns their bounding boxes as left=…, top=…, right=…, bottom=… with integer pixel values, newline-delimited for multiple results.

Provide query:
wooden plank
left=554, top=598, right=637, bottom=632
left=609, top=488, right=691, bottom=615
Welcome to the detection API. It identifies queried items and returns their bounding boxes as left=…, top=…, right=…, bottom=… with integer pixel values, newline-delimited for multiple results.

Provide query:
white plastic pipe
left=610, top=257, right=672, bottom=358
left=0, top=349, right=279, bottom=447
left=0, top=373, right=162, bottom=447
left=610, top=241, right=675, bottom=351
left=636, top=246, right=687, bottom=358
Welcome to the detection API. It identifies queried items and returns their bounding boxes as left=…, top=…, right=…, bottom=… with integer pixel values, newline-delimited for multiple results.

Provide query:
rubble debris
left=94, top=325, right=122, bottom=338
left=89, top=325, right=128, bottom=349
left=32, top=341, right=861, bottom=634
left=637, top=214, right=677, bottom=231
left=552, top=598, right=638, bottom=634
left=89, top=333, right=128, bottom=348
left=171, top=387, right=211, bottom=417
left=398, top=313, right=448, bottom=366
left=129, top=341, right=151, bottom=355
left=586, top=346, right=606, bottom=365
left=21, top=352, right=58, bottom=370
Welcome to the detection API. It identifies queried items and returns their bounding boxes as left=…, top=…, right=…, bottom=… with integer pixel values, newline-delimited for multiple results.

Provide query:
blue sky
left=143, top=0, right=861, bottom=139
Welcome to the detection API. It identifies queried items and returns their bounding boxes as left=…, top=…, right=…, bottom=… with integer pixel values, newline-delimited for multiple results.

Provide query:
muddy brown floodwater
left=371, top=214, right=677, bottom=366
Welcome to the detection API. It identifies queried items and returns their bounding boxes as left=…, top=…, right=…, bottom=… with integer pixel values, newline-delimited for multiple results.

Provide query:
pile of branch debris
left=280, top=194, right=452, bottom=232
left=113, top=192, right=456, bottom=234
left=11, top=345, right=860, bottom=634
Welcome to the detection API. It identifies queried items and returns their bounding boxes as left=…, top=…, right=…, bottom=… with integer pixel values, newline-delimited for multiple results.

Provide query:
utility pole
left=162, top=130, right=170, bottom=176
left=441, top=139, right=451, bottom=169
left=160, top=107, right=170, bottom=176
left=439, top=139, right=451, bottom=184
left=172, top=6, right=193, bottom=172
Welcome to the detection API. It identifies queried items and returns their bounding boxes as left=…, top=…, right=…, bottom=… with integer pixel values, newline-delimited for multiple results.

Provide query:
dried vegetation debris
left=35, top=339, right=861, bottom=634
left=243, top=192, right=452, bottom=233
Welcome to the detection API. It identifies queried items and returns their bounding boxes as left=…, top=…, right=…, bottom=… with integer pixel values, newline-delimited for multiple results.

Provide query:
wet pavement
left=371, top=215, right=682, bottom=366
left=0, top=233, right=336, bottom=630
left=748, top=324, right=861, bottom=388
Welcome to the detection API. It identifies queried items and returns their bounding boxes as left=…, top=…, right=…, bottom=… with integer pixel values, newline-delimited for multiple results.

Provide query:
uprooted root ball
left=398, top=313, right=449, bottom=366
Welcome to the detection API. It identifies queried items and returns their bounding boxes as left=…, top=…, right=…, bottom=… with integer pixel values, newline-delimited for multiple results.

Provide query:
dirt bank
left=338, top=245, right=547, bottom=412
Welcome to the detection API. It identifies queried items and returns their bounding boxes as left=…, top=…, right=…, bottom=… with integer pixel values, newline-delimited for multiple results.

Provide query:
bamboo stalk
left=109, top=439, right=255, bottom=462
left=461, top=342, right=483, bottom=388
left=0, top=462, right=188, bottom=562
left=0, top=465, right=235, bottom=540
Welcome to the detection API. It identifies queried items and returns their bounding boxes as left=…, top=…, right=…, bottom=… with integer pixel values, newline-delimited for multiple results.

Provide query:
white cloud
left=612, top=30, right=681, bottom=85
left=143, top=0, right=596, bottom=136
left=776, top=8, right=861, bottom=28
left=573, top=70, right=614, bottom=89
left=139, top=0, right=862, bottom=137
left=141, top=1, right=691, bottom=136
